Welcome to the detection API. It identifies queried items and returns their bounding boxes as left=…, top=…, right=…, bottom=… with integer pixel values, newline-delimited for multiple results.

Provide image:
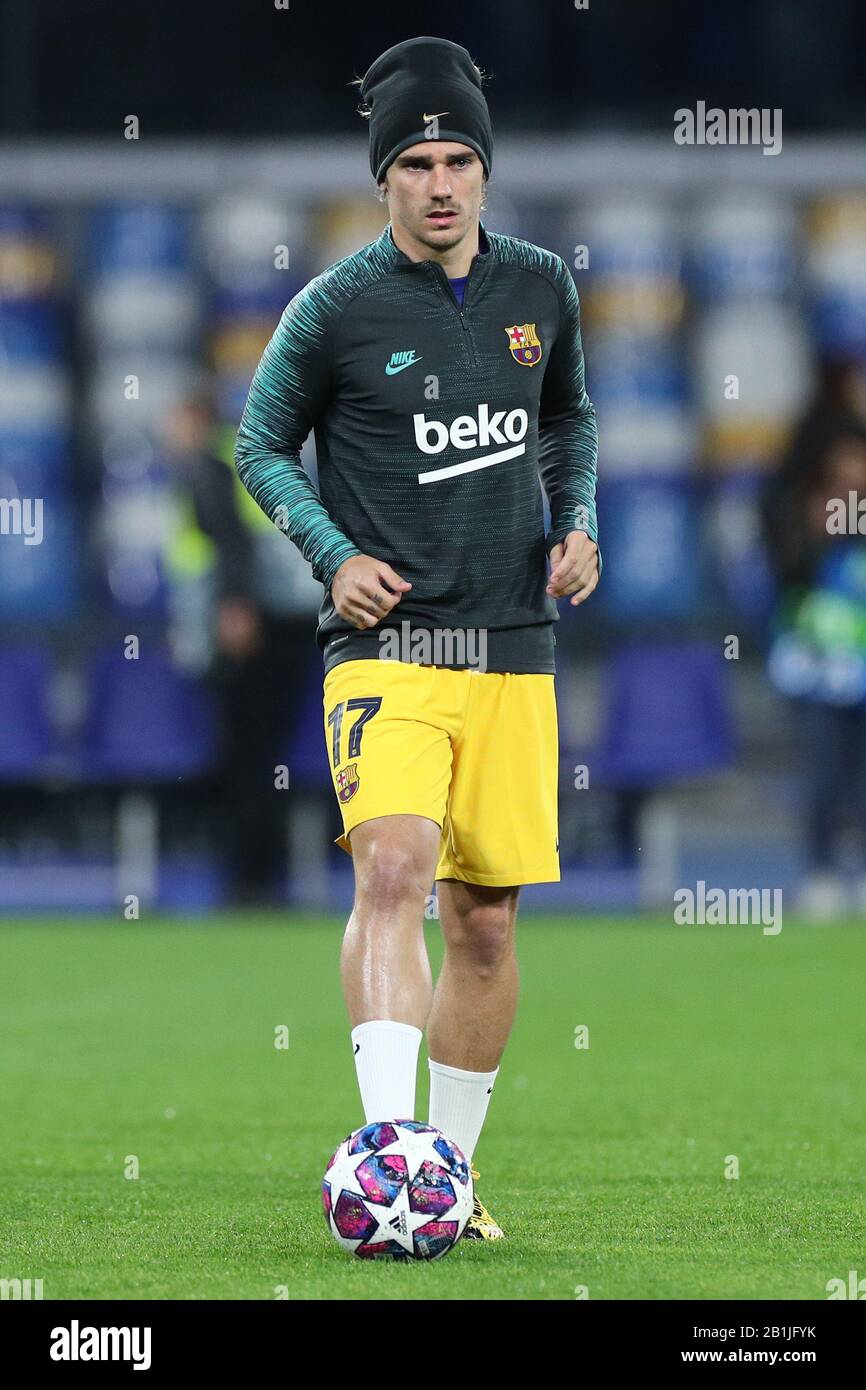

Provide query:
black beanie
left=360, top=36, right=493, bottom=185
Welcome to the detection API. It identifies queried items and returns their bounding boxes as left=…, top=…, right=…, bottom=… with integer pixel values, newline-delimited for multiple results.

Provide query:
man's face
left=162, top=402, right=211, bottom=460
left=381, top=141, right=485, bottom=254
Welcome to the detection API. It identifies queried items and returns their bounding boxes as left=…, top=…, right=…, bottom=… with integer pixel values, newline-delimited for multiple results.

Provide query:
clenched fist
left=332, top=555, right=413, bottom=629
left=546, top=531, right=599, bottom=606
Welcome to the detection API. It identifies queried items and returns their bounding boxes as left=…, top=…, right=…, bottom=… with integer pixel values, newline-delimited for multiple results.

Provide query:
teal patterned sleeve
left=538, top=259, right=601, bottom=575
left=234, top=279, right=362, bottom=590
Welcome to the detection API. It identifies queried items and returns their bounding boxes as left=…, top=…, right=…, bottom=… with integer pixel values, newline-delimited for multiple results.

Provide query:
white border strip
left=0, top=136, right=864, bottom=199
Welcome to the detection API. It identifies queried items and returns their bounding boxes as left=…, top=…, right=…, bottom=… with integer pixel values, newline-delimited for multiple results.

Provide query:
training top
left=235, top=222, right=599, bottom=674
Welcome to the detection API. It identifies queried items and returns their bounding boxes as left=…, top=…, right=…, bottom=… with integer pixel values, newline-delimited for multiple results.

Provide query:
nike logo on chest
left=385, top=350, right=423, bottom=375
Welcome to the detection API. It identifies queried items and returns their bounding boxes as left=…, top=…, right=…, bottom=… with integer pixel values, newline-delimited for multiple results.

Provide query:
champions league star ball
left=322, top=1120, right=474, bottom=1260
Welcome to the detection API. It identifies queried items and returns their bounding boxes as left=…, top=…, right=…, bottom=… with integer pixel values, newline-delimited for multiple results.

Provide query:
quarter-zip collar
left=383, top=220, right=494, bottom=288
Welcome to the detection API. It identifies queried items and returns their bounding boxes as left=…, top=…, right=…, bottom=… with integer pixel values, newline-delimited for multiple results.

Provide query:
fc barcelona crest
left=336, top=762, right=360, bottom=803
left=505, top=322, right=542, bottom=366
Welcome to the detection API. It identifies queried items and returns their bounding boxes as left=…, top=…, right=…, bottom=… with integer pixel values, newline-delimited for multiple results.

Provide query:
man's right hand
left=331, top=555, right=412, bottom=629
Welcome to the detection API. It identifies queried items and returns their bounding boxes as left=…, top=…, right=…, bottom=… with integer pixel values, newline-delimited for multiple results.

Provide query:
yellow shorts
left=322, top=659, right=560, bottom=886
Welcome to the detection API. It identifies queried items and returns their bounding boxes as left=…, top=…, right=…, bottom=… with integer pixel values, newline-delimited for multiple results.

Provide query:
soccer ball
left=322, top=1119, right=474, bottom=1260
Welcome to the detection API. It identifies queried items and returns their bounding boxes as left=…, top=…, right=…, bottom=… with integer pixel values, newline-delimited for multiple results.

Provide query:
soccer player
left=235, top=35, right=600, bottom=1240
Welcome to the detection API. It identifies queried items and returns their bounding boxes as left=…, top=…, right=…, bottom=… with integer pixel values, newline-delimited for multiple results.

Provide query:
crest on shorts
left=505, top=322, right=542, bottom=366
left=336, top=762, right=360, bottom=803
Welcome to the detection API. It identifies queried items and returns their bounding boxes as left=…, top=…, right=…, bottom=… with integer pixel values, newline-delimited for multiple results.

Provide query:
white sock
left=351, top=1020, right=423, bottom=1124
left=428, top=1059, right=499, bottom=1162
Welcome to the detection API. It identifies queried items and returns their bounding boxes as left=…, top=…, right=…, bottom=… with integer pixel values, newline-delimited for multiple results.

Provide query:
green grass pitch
left=1, top=913, right=864, bottom=1300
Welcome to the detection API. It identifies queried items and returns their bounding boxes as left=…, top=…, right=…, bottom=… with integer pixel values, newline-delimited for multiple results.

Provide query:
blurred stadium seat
left=0, top=646, right=56, bottom=779
left=595, top=642, right=733, bottom=789
left=81, top=644, right=218, bottom=783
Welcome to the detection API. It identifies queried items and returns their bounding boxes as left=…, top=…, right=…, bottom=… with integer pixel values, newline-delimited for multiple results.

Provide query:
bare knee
left=443, top=902, right=515, bottom=974
left=353, top=839, right=434, bottom=917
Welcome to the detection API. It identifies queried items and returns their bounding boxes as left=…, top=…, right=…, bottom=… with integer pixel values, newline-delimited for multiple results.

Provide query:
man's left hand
left=546, top=530, right=599, bottom=606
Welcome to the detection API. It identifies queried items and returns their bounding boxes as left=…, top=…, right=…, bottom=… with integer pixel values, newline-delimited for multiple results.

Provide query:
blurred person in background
left=764, top=354, right=866, bottom=517
left=765, top=399, right=866, bottom=917
left=162, top=385, right=319, bottom=905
